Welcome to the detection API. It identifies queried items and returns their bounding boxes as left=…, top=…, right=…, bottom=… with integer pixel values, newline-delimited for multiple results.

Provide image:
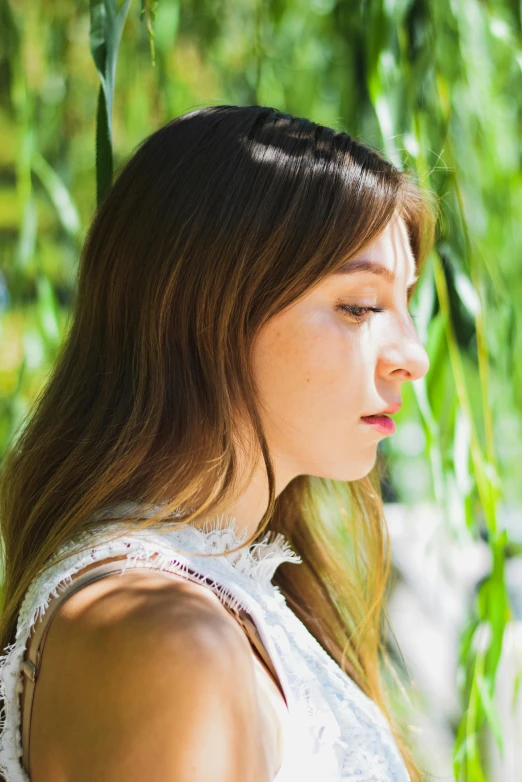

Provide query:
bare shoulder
left=30, top=567, right=273, bottom=782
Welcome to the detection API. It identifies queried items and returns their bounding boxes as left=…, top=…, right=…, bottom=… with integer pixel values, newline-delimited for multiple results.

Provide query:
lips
left=360, top=414, right=396, bottom=435
left=360, top=401, right=401, bottom=435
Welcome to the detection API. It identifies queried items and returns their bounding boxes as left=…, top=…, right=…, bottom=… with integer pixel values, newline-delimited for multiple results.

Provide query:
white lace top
left=0, top=502, right=412, bottom=781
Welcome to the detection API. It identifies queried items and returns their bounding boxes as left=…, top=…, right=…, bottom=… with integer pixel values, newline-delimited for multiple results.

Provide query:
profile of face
left=251, top=213, right=430, bottom=485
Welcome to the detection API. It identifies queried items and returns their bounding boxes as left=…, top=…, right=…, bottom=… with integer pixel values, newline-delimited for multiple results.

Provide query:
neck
left=189, top=454, right=296, bottom=542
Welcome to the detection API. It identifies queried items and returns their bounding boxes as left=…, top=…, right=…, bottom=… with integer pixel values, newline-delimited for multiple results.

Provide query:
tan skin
left=25, top=559, right=286, bottom=781
left=24, top=214, right=429, bottom=780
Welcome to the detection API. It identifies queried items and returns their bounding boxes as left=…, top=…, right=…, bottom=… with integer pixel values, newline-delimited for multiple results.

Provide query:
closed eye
left=335, top=304, right=418, bottom=324
left=335, top=305, right=384, bottom=324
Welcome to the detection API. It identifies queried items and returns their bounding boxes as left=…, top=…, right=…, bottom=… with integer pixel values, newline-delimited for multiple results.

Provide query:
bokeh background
left=1, top=1, right=522, bottom=780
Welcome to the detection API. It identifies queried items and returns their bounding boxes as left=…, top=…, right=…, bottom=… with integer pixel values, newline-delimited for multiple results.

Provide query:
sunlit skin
left=192, top=212, right=430, bottom=539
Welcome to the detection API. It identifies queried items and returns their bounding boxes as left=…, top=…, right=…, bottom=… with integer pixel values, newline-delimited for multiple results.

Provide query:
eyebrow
left=333, top=259, right=418, bottom=290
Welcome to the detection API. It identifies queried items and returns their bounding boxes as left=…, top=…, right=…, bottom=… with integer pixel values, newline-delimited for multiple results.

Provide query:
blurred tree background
left=1, top=0, right=521, bottom=780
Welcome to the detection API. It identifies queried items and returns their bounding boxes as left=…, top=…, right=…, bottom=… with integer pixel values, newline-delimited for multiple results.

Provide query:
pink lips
left=360, top=415, right=396, bottom=435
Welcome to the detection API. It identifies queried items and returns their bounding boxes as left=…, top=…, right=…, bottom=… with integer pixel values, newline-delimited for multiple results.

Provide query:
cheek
left=252, top=313, right=364, bottom=419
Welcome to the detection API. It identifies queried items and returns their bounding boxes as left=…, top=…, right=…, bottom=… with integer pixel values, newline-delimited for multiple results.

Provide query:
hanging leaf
left=89, top=0, right=132, bottom=205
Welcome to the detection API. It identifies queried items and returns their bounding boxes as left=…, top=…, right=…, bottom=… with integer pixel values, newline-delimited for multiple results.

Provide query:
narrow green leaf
left=89, top=0, right=132, bottom=204
left=31, top=151, right=81, bottom=238
left=475, top=670, right=504, bottom=756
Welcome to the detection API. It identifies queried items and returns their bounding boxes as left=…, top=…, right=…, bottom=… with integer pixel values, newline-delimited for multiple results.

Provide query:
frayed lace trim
left=83, top=501, right=303, bottom=584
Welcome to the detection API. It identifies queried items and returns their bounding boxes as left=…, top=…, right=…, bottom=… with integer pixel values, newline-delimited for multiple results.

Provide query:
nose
left=380, top=328, right=430, bottom=382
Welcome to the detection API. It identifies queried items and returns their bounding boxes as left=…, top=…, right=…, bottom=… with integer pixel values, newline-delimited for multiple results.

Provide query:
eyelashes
left=335, top=304, right=384, bottom=323
left=335, top=304, right=417, bottom=324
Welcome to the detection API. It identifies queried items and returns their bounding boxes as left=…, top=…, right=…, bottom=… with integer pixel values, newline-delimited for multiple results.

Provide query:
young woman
left=0, top=105, right=437, bottom=781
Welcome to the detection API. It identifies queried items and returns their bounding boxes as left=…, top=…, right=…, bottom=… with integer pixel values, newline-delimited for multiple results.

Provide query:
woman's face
left=251, top=213, right=430, bottom=484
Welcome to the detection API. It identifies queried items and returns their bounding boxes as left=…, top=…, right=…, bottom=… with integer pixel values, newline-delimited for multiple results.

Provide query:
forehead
left=333, top=214, right=417, bottom=286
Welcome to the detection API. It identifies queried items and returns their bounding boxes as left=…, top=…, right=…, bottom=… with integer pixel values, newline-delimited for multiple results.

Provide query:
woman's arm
left=31, top=572, right=275, bottom=782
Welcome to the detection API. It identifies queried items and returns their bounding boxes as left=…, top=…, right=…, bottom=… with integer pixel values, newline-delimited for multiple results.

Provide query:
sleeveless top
left=0, top=502, right=412, bottom=781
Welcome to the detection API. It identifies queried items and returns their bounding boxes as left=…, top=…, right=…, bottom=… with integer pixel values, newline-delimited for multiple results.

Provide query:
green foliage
left=90, top=0, right=133, bottom=203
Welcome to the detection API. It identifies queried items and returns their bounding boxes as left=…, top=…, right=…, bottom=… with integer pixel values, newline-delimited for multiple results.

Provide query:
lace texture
left=0, top=503, right=411, bottom=782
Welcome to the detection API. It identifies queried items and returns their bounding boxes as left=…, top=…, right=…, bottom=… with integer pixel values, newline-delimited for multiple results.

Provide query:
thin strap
left=20, top=560, right=285, bottom=776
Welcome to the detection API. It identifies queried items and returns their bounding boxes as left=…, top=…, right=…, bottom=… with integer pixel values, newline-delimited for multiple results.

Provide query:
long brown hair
left=0, top=105, right=437, bottom=780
